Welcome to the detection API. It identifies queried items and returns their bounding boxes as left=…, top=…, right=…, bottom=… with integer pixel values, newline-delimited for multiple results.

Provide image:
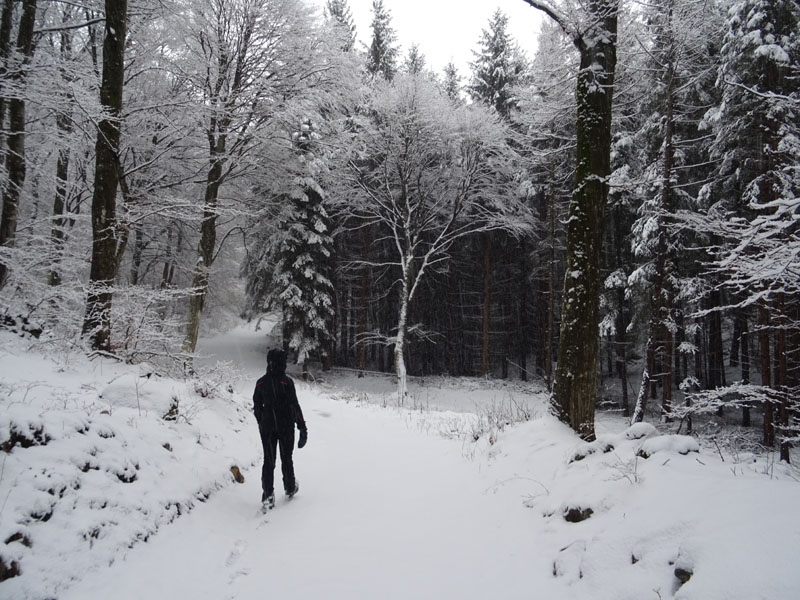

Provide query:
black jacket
left=253, top=370, right=306, bottom=433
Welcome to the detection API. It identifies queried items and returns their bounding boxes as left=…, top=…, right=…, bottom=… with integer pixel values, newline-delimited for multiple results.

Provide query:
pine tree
left=629, top=0, right=726, bottom=423
left=467, top=9, right=528, bottom=377
left=366, top=0, right=398, bottom=80
left=403, top=43, right=426, bottom=75
left=244, top=120, right=335, bottom=376
left=699, top=0, right=800, bottom=459
left=442, top=61, right=461, bottom=101
left=325, top=0, right=356, bottom=51
left=468, top=9, right=527, bottom=117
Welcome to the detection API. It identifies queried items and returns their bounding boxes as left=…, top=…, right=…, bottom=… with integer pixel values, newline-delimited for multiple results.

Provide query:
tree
left=342, top=76, right=530, bottom=400
left=442, top=61, right=461, bottom=101
left=244, top=119, right=335, bottom=377
left=468, top=9, right=528, bottom=377
left=175, top=0, right=321, bottom=354
left=522, top=0, right=619, bottom=440
left=82, top=0, right=127, bottom=351
left=0, top=0, right=37, bottom=288
left=325, top=0, right=356, bottom=51
left=682, top=0, right=800, bottom=460
left=629, top=0, right=726, bottom=423
left=403, top=43, right=426, bottom=75
left=366, top=0, right=398, bottom=80
left=468, top=9, right=527, bottom=117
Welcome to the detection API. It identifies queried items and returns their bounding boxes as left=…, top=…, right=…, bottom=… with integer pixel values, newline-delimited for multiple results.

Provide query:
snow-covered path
left=61, top=327, right=554, bottom=600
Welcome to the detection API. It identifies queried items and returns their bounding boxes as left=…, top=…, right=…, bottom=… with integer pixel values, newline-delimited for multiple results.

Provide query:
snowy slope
left=1, top=323, right=799, bottom=600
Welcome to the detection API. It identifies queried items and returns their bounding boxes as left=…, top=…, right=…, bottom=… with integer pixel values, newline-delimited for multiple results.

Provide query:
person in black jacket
left=253, top=348, right=307, bottom=510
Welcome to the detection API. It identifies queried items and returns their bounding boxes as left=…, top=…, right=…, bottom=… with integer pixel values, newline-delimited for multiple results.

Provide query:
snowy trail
left=61, top=327, right=555, bottom=600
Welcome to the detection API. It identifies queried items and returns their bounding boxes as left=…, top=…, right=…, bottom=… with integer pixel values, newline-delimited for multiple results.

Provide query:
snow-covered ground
left=1, top=321, right=799, bottom=600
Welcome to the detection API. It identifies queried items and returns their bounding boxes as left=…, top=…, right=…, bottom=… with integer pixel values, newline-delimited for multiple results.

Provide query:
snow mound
left=0, top=332, right=260, bottom=600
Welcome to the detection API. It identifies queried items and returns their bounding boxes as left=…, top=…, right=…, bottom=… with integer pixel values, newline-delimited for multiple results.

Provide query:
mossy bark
left=551, top=0, right=618, bottom=441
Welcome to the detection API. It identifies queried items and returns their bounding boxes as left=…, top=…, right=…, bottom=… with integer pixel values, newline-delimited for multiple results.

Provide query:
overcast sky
left=312, top=0, right=544, bottom=79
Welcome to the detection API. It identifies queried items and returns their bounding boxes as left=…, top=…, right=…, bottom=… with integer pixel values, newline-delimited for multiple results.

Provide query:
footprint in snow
left=226, top=539, right=247, bottom=567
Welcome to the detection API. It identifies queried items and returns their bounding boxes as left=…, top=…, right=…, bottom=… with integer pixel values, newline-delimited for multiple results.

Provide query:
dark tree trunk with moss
left=0, top=0, right=37, bottom=288
left=82, top=0, right=126, bottom=351
left=526, top=0, right=618, bottom=441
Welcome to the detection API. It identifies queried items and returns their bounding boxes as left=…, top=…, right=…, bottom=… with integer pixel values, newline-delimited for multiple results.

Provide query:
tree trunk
left=551, top=0, right=618, bottom=441
left=82, top=0, right=126, bottom=351
left=741, top=313, right=751, bottom=426
left=775, top=294, right=790, bottom=463
left=707, top=290, right=725, bottom=390
left=129, top=224, right=143, bottom=285
left=0, top=0, right=37, bottom=288
left=357, top=227, right=371, bottom=376
left=480, top=232, right=491, bottom=377
left=183, top=158, right=223, bottom=354
left=49, top=108, right=72, bottom=287
left=544, top=191, right=556, bottom=391
left=759, top=303, right=774, bottom=447
left=0, top=0, right=15, bottom=147
left=394, top=268, right=411, bottom=403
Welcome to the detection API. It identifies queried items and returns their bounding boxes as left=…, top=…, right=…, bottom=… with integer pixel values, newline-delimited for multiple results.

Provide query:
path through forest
left=61, top=326, right=556, bottom=600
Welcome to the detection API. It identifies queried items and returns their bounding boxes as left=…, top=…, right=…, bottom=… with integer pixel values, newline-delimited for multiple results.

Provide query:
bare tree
left=82, top=0, right=127, bottom=351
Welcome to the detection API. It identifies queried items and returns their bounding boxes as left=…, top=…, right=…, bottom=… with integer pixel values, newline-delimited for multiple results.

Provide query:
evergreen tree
left=244, top=120, right=335, bottom=376
left=325, top=0, right=357, bottom=51
left=403, top=43, right=426, bottom=75
left=442, top=61, right=461, bottom=101
left=366, top=0, right=398, bottom=80
left=628, top=0, right=726, bottom=423
left=468, top=9, right=527, bottom=117
left=692, top=0, right=800, bottom=459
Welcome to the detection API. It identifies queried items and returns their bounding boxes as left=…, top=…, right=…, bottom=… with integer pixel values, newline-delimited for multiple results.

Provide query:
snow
left=2, top=323, right=800, bottom=600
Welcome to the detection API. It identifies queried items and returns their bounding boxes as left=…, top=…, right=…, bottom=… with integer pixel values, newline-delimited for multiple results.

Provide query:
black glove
left=298, top=427, right=308, bottom=449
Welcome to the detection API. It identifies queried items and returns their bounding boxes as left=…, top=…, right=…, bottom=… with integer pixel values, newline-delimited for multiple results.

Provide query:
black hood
left=267, top=348, right=287, bottom=376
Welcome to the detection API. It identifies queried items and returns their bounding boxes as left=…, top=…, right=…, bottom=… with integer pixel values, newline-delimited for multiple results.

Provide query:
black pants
left=260, top=427, right=296, bottom=496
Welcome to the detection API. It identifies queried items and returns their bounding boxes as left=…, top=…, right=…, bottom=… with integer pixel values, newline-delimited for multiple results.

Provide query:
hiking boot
left=261, top=491, right=275, bottom=512
left=286, top=480, right=299, bottom=498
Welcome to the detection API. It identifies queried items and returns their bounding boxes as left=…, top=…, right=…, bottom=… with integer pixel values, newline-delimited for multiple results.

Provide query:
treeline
left=0, top=0, right=797, bottom=458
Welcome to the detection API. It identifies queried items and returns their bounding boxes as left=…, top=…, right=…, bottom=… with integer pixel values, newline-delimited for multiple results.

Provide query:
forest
left=0, top=0, right=797, bottom=458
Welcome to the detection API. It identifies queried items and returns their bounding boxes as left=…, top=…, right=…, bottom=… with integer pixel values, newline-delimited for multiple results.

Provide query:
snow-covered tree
left=82, top=0, right=127, bottom=351
left=341, top=75, right=531, bottom=400
left=468, top=9, right=527, bottom=118
left=522, top=0, right=620, bottom=441
left=441, top=61, right=462, bottom=102
left=403, top=43, right=426, bottom=75
left=683, top=0, right=800, bottom=460
left=244, top=120, right=335, bottom=377
left=325, top=0, right=357, bottom=51
left=0, top=0, right=37, bottom=289
left=366, top=0, right=397, bottom=80
left=628, top=0, right=726, bottom=424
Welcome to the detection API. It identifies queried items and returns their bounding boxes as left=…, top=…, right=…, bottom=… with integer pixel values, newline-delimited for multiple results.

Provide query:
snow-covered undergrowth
left=0, top=330, right=260, bottom=599
left=318, top=376, right=800, bottom=599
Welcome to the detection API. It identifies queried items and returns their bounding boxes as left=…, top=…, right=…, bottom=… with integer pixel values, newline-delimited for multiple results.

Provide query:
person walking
left=253, top=348, right=308, bottom=510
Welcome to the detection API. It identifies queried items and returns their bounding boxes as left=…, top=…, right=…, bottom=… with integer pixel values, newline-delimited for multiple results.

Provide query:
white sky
left=313, top=0, right=544, bottom=79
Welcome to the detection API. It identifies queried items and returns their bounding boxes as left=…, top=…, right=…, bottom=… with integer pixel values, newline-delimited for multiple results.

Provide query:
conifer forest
left=0, top=0, right=798, bottom=456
